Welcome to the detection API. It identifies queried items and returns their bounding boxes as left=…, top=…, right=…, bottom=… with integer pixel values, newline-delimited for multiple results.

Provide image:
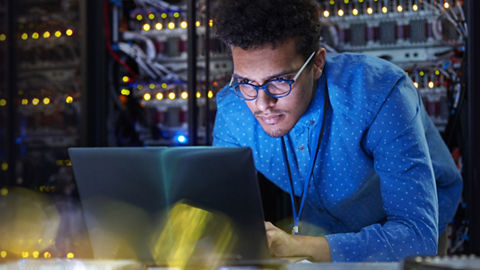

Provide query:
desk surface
left=0, top=259, right=402, bottom=270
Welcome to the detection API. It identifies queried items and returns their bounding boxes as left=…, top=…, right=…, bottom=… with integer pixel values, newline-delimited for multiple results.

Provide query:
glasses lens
left=267, top=80, right=291, bottom=97
left=236, top=84, right=257, bottom=99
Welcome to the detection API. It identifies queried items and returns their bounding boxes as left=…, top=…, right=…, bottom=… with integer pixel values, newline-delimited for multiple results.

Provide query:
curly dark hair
left=213, top=0, right=321, bottom=60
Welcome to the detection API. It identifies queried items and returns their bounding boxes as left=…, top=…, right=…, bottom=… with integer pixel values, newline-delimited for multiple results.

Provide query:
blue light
left=176, top=135, right=187, bottom=144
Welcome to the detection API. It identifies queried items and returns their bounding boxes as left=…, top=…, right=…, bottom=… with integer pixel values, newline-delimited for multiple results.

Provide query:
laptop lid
left=68, top=146, right=272, bottom=267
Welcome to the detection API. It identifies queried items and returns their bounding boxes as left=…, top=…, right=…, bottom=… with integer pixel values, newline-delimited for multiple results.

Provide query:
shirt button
left=310, top=120, right=315, bottom=125
left=299, top=145, right=305, bottom=151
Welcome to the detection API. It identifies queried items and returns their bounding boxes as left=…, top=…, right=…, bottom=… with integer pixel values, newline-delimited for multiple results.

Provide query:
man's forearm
left=294, top=235, right=332, bottom=262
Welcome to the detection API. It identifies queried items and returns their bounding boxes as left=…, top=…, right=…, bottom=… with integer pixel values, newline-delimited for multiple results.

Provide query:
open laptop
left=69, top=146, right=285, bottom=268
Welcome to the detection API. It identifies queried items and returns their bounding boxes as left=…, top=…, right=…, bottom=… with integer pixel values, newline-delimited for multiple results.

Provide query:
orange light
left=444, top=2, right=450, bottom=9
left=43, top=252, right=52, bottom=259
left=32, top=251, right=40, bottom=258
left=21, top=251, right=29, bottom=258
left=66, top=96, right=73, bottom=103
left=196, top=91, right=201, bottom=98
left=0, top=250, right=7, bottom=258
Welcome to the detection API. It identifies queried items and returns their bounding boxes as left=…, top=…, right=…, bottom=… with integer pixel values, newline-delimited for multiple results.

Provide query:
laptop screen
left=69, top=146, right=271, bottom=267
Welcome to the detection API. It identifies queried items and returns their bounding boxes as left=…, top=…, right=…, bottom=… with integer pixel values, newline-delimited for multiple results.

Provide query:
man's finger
left=264, top=221, right=276, bottom=231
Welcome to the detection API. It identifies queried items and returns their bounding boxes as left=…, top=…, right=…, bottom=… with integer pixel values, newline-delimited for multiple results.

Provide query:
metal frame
left=187, top=0, right=199, bottom=145
left=80, top=0, right=107, bottom=147
left=204, top=0, right=211, bottom=145
left=5, top=0, right=16, bottom=185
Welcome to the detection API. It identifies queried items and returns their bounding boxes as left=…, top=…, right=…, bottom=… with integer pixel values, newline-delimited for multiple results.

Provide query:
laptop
left=69, top=146, right=285, bottom=268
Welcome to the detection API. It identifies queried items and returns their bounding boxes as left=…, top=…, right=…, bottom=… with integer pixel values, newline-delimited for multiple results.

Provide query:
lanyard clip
left=292, top=225, right=299, bottom=235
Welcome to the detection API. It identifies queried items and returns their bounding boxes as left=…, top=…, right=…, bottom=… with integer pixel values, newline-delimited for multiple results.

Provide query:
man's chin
left=262, top=125, right=289, bottom=138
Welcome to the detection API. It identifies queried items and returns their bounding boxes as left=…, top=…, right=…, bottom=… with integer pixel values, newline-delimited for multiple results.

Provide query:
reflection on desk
left=0, top=259, right=402, bottom=270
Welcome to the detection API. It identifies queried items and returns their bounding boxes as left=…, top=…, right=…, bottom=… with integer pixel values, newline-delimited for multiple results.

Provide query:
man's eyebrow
left=232, top=70, right=296, bottom=82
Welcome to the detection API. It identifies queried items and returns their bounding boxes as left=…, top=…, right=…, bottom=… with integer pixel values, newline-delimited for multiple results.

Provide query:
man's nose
left=255, top=89, right=277, bottom=111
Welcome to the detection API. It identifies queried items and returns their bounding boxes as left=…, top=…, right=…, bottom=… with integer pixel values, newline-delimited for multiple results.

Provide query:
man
left=211, top=0, right=463, bottom=262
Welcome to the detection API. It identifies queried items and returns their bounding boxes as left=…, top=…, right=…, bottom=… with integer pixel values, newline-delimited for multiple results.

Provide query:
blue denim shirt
left=212, top=53, right=462, bottom=262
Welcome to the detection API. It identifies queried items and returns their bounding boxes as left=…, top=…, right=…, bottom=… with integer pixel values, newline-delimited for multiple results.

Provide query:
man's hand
left=264, top=221, right=332, bottom=261
left=265, top=221, right=301, bottom=257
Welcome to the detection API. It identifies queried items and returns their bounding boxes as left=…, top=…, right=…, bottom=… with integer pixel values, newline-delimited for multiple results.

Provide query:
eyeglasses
left=229, top=51, right=316, bottom=101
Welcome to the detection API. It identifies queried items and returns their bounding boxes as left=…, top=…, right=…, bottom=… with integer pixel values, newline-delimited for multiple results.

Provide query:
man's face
left=231, top=39, right=325, bottom=137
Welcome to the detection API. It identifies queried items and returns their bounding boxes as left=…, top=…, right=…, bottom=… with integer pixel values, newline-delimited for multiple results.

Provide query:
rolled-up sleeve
left=325, top=76, right=439, bottom=261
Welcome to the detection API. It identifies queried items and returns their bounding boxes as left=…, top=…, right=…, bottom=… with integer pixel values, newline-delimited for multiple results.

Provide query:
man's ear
left=312, top=48, right=327, bottom=79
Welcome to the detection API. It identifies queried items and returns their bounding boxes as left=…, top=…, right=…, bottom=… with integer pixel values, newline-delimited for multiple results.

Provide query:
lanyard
left=280, top=80, right=329, bottom=235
